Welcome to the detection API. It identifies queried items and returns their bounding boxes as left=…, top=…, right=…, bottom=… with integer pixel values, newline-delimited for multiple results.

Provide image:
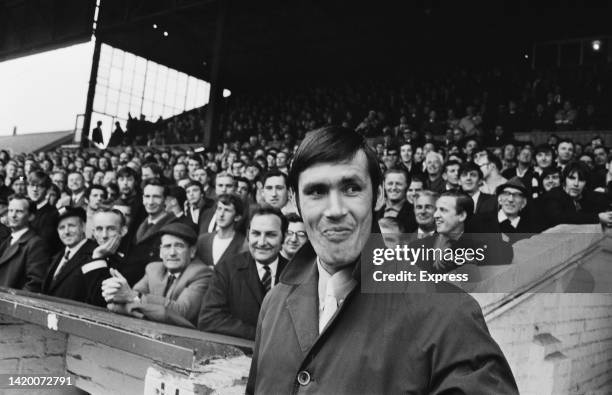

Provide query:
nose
left=255, top=234, right=267, bottom=246
left=323, top=190, right=347, bottom=219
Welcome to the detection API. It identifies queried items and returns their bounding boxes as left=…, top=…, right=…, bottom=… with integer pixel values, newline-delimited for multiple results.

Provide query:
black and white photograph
left=1, top=1, right=612, bottom=394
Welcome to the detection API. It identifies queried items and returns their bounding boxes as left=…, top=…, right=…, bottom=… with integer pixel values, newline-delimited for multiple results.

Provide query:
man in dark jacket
left=27, top=170, right=61, bottom=255
left=247, top=126, right=517, bottom=394
left=198, top=206, right=288, bottom=340
left=42, top=207, right=109, bottom=306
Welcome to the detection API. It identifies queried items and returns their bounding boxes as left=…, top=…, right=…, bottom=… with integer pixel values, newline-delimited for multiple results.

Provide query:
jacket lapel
left=218, top=233, right=243, bottom=264
left=285, top=261, right=320, bottom=355
left=239, top=255, right=265, bottom=304
left=137, top=214, right=173, bottom=244
left=0, top=229, right=34, bottom=266
left=49, top=244, right=90, bottom=291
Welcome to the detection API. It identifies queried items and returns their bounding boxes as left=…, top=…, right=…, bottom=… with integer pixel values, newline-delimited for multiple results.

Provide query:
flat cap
left=496, top=177, right=528, bottom=197
left=57, top=206, right=87, bottom=224
left=159, top=221, right=197, bottom=245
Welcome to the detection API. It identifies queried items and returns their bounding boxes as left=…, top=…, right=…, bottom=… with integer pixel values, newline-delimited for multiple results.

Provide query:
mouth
left=322, top=228, right=352, bottom=241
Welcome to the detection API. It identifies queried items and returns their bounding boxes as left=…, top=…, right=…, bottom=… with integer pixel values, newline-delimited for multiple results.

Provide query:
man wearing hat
left=101, top=222, right=212, bottom=327
left=41, top=207, right=109, bottom=306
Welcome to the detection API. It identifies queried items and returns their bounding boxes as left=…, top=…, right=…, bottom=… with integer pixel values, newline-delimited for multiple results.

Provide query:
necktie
left=53, top=250, right=71, bottom=279
left=500, top=219, right=515, bottom=234
left=319, top=285, right=338, bottom=333
left=261, top=265, right=271, bottom=292
left=163, top=274, right=177, bottom=297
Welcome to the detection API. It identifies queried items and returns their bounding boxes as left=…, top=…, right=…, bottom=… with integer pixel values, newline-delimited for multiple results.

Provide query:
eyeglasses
left=286, top=230, right=308, bottom=239
left=500, top=191, right=524, bottom=199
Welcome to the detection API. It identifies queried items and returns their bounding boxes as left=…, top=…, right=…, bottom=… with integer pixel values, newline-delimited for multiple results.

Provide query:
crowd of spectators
left=1, top=67, right=612, bottom=338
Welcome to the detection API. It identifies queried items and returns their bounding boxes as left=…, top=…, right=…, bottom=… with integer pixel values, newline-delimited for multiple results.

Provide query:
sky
left=0, top=40, right=95, bottom=136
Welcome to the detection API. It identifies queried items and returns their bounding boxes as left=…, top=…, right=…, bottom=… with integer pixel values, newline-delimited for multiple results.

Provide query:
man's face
left=564, top=172, right=586, bottom=198
left=7, top=199, right=30, bottom=231
left=400, top=145, right=412, bottom=163
left=542, top=173, right=561, bottom=191
left=443, top=164, right=460, bottom=186
left=231, top=161, right=244, bottom=177
left=263, top=176, right=288, bottom=209
left=236, top=181, right=250, bottom=200
left=406, top=180, right=423, bottom=204
left=194, top=169, right=209, bottom=186
left=557, top=142, right=574, bottom=163
left=67, top=173, right=84, bottom=193
left=83, top=166, right=94, bottom=182
left=518, top=148, right=532, bottom=165
left=498, top=187, right=527, bottom=217
left=173, top=164, right=187, bottom=181
left=283, top=221, right=308, bottom=257
left=141, top=167, right=155, bottom=183
left=459, top=170, right=481, bottom=194
left=384, top=173, right=407, bottom=203
left=245, top=165, right=260, bottom=181
left=425, top=157, right=442, bottom=176
left=414, top=195, right=436, bottom=228
left=215, top=176, right=235, bottom=195
left=143, top=185, right=165, bottom=216
left=52, top=174, right=65, bottom=190
left=185, top=185, right=202, bottom=206
left=88, top=188, right=106, bottom=210
left=383, top=150, right=398, bottom=170
left=27, top=180, right=47, bottom=203
left=216, top=201, right=239, bottom=229
left=102, top=171, right=116, bottom=186
left=248, top=214, right=283, bottom=264
left=594, top=148, right=608, bottom=166
left=57, top=217, right=85, bottom=248
left=296, top=151, right=375, bottom=270
left=276, top=152, right=288, bottom=168
left=187, top=159, right=200, bottom=176
left=535, top=151, right=553, bottom=168
left=118, top=175, right=136, bottom=196
left=160, top=234, right=193, bottom=273
left=434, top=196, right=466, bottom=235
left=111, top=205, right=132, bottom=229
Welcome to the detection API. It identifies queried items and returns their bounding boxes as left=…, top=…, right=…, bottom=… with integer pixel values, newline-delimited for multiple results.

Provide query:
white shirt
left=207, top=211, right=217, bottom=233
left=417, top=228, right=435, bottom=239
left=53, top=238, right=88, bottom=278
left=190, top=207, right=200, bottom=224
left=256, top=258, right=279, bottom=287
left=497, top=210, right=520, bottom=228
left=212, top=234, right=233, bottom=265
left=471, top=191, right=481, bottom=213
left=147, top=213, right=166, bottom=225
left=10, top=228, right=29, bottom=245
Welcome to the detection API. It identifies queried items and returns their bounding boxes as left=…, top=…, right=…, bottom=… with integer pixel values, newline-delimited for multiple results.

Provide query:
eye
left=345, top=184, right=362, bottom=194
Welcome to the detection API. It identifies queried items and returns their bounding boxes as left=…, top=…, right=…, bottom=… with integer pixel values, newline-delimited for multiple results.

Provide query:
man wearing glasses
left=280, top=213, right=308, bottom=261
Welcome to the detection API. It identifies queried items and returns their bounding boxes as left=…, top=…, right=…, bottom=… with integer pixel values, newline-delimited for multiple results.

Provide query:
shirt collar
left=11, top=227, right=29, bottom=242
left=148, top=213, right=166, bottom=225
left=498, top=209, right=520, bottom=228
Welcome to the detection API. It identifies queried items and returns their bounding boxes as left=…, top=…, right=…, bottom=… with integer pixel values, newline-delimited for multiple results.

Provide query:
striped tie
left=261, top=265, right=271, bottom=292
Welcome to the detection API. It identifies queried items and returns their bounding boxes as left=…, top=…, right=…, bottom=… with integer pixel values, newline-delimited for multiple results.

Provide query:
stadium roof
left=0, top=130, right=74, bottom=154
left=2, top=0, right=611, bottom=90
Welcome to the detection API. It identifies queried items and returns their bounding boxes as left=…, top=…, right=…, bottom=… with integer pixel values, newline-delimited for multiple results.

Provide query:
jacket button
left=297, top=370, right=311, bottom=386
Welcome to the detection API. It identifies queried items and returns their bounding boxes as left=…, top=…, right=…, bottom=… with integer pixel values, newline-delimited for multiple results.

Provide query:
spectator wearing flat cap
left=41, top=207, right=109, bottom=307
left=102, top=222, right=213, bottom=327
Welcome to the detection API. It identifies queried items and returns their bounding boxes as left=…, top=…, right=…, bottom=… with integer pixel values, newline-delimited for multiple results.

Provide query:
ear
left=233, top=214, right=242, bottom=223
left=120, top=225, right=128, bottom=237
left=189, top=246, right=196, bottom=259
left=458, top=210, right=468, bottom=223
left=497, top=195, right=503, bottom=206
left=374, top=184, right=385, bottom=211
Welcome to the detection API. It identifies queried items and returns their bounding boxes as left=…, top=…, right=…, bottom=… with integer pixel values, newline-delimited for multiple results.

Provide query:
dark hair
left=482, top=150, right=502, bottom=172
left=535, top=144, right=554, bottom=156
left=458, top=162, right=483, bottom=180
left=439, top=190, right=473, bottom=222
left=167, top=186, right=187, bottom=207
left=217, top=193, right=245, bottom=218
left=562, top=161, right=590, bottom=184
left=285, top=212, right=303, bottom=223
left=235, top=176, right=252, bottom=193
left=184, top=180, right=203, bottom=191
left=249, top=205, right=288, bottom=238
left=8, top=193, right=36, bottom=215
left=117, top=166, right=140, bottom=183
left=262, top=170, right=288, bottom=187
left=142, top=162, right=162, bottom=177
left=557, top=139, right=574, bottom=149
left=87, top=184, right=108, bottom=199
left=443, top=160, right=461, bottom=174
left=289, top=126, right=382, bottom=208
left=142, top=179, right=167, bottom=198
left=28, top=170, right=51, bottom=190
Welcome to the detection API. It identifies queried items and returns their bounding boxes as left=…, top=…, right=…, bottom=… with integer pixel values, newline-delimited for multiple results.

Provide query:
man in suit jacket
left=375, top=168, right=417, bottom=232
left=103, top=222, right=213, bottom=327
left=42, top=207, right=109, bottom=306
left=247, top=127, right=517, bottom=394
left=412, top=190, right=514, bottom=274
left=196, top=194, right=246, bottom=266
left=198, top=206, right=288, bottom=340
left=27, top=170, right=61, bottom=255
left=459, top=162, right=497, bottom=216
left=184, top=181, right=214, bottom=228
left=0, top=195, right=49, bottom=292
left=127, top=180, right=176, bottom=285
